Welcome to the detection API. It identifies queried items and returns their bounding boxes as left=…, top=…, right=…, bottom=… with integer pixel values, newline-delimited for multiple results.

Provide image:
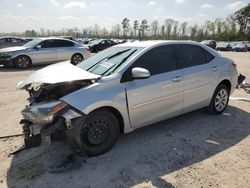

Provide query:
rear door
left=54, top=39, right=76, bottom=61
left=123, top=45, right=184, bottom=128
left=174, top=44, right=219, bottom=112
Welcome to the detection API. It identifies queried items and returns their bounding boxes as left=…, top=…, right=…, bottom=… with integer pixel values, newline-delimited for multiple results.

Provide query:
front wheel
left=14, top=55, right=32, bottom=69
left=208, top=84, right=230, bottom=114
left=67, top=110, right=120, bottom=156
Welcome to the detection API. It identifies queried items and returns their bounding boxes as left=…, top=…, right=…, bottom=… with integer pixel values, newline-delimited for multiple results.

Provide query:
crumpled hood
left=0, top=46, right=27, bottom=53
left=16, top=61, right=100, bottom=90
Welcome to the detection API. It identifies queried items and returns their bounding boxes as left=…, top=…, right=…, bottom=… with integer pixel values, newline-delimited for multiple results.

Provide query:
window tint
left=203, top=49, right=214, bottom=62
left=54, top=40, right=74, bottom=47
left=175, top=44, right=206, bottom=68
left=133, top=45, right=177, bottom=75
left=121, top=45, right=177, bottom=82
left=40, top=40, right=55, bottom=48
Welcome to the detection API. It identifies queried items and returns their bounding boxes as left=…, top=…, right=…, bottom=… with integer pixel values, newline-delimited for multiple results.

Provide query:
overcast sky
left=0, top=0, right=249, bottom=32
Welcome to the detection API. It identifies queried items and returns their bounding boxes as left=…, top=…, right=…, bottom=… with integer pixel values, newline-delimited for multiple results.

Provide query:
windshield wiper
left=102, top=49, right=137, bottom=76
left=86, top=49, right=131, bottom=72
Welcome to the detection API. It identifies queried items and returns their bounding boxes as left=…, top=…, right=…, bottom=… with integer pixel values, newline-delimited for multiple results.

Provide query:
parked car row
left=200, top=40, right=249, bottom=52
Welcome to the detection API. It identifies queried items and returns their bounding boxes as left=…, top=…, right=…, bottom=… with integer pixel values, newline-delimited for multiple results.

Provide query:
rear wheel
left=208, top=84, right=229, bottom=114
left=14, top=55, right=32, bottom=69
left=71, top=53, right=83, bottom=65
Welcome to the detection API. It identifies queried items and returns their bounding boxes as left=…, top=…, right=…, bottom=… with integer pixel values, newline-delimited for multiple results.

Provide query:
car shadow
left=6, top=105, right=250, bottom=188
left=0, top=63, right=51, bottom=72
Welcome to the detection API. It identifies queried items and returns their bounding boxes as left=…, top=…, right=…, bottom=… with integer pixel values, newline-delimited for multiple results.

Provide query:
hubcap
left=17, top=57, right=29, bottom=68
left=72, top=55, right=82, bottom=64
left=215, top=89, right=228, bottom=112
left=86, top=120, right=109, bottom=145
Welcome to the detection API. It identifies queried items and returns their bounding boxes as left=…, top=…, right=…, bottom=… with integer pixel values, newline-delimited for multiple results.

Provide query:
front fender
left=60, top=81, right=133, bottom=133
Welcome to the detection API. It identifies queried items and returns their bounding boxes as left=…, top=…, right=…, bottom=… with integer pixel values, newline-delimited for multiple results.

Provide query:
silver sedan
left=18, top=41, right=238, bottom=156
left=0, top=37, right=91, bottom=69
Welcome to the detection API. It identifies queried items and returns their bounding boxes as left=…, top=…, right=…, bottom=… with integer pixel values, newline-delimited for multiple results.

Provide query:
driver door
left=30, top=39, right=58, bottom=63
left=123, top=45, right=184, bottom=128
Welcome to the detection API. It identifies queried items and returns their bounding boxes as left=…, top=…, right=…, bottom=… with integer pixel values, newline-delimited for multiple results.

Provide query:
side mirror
left=132, top=67, right=150, bottom=79
left=35, top=45, right=41, bottom=50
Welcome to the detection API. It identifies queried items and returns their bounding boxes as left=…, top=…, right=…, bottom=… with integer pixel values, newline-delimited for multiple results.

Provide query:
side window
left=53, top=40, right=74, bottom=47
left=175, top=44, right=206, bottom=68
left=121, top=45, right=177, bottom=82
left=4, top=38, right=11, bottom=43
left=40, top=40, right=54, bottom=48
left=134, top=45, right=177, bottom=75
left=203, top=49, right=214, bottom=63
left=11, top=38, right=18, bottom=43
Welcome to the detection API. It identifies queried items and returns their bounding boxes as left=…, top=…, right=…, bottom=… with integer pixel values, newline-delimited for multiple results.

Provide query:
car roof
left=116, top=40, right=202, bottom=48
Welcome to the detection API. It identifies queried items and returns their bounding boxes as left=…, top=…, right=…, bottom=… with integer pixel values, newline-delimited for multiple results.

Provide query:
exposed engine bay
left=27, top=80, right=93, bottom=104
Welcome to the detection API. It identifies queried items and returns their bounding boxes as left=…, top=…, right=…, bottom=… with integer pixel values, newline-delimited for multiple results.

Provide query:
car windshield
left=22, top=39, right=42, bottom=48
left=77, top=47, right=143, bottom=76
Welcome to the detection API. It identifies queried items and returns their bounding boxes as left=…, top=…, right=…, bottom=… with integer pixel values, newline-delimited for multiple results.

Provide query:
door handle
left=211, top=66, right=218, bottom=71
left=172, top=76, right=182, bottom=82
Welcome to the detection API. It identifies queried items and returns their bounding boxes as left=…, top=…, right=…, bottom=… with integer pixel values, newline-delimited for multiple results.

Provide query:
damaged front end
left=19, top=80, right=91, bottom=149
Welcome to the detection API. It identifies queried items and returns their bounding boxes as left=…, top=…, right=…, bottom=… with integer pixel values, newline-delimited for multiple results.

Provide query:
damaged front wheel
left=67, top=110, right=120, bottom=156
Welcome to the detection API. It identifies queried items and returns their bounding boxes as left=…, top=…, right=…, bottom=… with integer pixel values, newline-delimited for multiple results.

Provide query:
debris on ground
left=222, top=112, right=232, bottom=116
left=230, top=96, right=250, bottom=102
left=237, top=74, right=250, bottom=94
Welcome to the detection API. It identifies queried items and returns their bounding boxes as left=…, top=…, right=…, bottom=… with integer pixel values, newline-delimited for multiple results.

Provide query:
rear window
left=203, top=49, right=214, bottom=63
left=175, top=44, right=214, bottom=68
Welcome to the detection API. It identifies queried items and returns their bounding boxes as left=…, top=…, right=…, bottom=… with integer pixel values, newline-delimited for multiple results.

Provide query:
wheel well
left=15, top=55, right=32, bottom=63
left=219, top=79, right=231, bottom=92
left=91, top=106, right=124, bottom=134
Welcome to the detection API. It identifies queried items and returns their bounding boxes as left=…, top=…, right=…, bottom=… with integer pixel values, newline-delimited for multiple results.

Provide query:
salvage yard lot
left=0, top=52, right=250, bottom=188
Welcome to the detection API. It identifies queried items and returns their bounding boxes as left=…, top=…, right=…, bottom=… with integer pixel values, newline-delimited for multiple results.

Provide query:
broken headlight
left=21, top=101, right=67, bottom=124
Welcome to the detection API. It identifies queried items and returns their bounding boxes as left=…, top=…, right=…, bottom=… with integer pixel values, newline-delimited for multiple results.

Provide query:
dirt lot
left=0, top=52, right=249, bottom=188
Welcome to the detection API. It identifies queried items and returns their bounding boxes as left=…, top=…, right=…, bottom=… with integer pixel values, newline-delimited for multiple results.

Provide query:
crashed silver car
left=18, top=41, right=238, bottom=156
left=0, top=37, right=91, bottom=69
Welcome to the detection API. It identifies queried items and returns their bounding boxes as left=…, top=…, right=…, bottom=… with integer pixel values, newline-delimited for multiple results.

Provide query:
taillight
left=232, top=61, right=237, bottom=68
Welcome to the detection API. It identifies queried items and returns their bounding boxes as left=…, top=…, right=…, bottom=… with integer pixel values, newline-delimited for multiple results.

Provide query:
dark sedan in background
left=87, top=39, right=117, bottom=53
left=216, top=42, right=232, bottom=51
left=0, top=37, right=29, bottom=49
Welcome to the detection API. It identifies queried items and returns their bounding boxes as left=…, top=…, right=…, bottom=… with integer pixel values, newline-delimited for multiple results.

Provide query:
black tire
left=71, top=53, right=83, bottom=65
left=14, top=55, right=32, bottom=69
left=67, top=110, right=120, bottom=156
left=94, top=46, right=99, bottom=53
left=208, top=84, right=230, bottom=115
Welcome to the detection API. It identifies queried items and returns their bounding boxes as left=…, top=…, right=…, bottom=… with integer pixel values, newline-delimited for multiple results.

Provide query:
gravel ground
left=0, top=52, right=249, bottom=188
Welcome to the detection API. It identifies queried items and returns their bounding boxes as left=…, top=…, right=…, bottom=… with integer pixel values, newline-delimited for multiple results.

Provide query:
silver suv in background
left=0, top=38, right=91, bottom=69
left=18, top=41, right=238, bottom=156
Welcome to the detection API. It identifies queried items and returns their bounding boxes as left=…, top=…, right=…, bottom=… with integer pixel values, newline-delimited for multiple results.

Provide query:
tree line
left=2, top=3, right=250, bottom=41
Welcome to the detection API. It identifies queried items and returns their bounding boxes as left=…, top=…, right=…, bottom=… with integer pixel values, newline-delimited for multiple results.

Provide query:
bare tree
left=133, top=20, right=139, bottom=37
left=111, top=24, right=121, bottom=38
left=173, top=21, right=179, bottom=38
left=165, top=19, right=174, bottom=39
left=150, top=20, right=159, bottom=38
left=180, top=22, right=188, bottom=36
left=140, top=19, right=150, bottom=39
